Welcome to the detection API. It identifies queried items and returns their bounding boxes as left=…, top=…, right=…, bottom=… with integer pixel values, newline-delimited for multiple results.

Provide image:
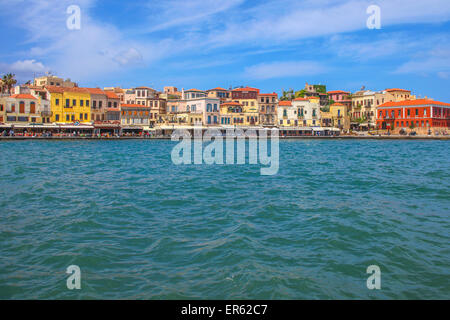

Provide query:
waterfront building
left=258, top=93, right=278, bottom=127
left=86, top=88, right=107, bottom=122
left=220, top=101, right=245, bottom=126
left=183, top=89, right=207, bottom=100
left=327, top=90, right=351, bottom=109
left=120, top=103, right=151, bottom=133
left=46, top=86, right=91, bottom=124
left=321, top=111, right=333, bottom=128
left=207, top=87, right=230, bottom=101
left=34, top=75, right=77, bottom=88
left=376, top=99, right=450, bottom=134
left=13, top=85, right=52, bottom=123
left=351, top=88, right=413, bottom=130
left=0, top=94, right=42, bottom=125
left=292, top=97, right=321, bottom=127
left=231, top=87, right=260, bottom=126
left=330, top=103, right=350, bottom=132
left=177, top=97, right=221, bottom=126
left=277, top=100, right=298, bottom=127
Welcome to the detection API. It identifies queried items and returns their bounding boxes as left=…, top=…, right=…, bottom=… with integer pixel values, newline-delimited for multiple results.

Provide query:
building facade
left=47, top=86, right=91, bottom=124
left=376, top=99, right=450, bottom=134
left=258, top=93, right=278, bottom=127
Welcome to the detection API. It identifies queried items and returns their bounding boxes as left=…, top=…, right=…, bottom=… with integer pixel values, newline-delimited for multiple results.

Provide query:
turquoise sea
left=0, top=140, right=449, bottom=299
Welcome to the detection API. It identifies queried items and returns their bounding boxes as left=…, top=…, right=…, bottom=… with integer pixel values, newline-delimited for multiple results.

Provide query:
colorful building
left=46, top=86, right=91, bottom=124
left=292, top=97, right=321, bottom=127
left=376, top=99, right=450, bottom=134
left=329, top=103, right=350, bottom=132
left=207, top=87, right=230, bottom=101
left=0, top=94, right=42, bottom=125
left=277, top=100, right=298, bottom=127
left=258, top=93, right=278, bottom=127
left=327, top=90, right=351, bottom=109
left=220, top=101, right=245, bottom=126
left=231, top=87, right=260, bottom=126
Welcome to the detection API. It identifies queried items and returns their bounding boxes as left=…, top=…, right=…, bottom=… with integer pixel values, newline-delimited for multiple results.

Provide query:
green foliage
left=295, top=89, right=307, bottom=98
left=314, top=85, right=326, bottom=94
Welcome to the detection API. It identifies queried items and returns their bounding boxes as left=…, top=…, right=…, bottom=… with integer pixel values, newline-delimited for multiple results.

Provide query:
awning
left=312, top=127, right=324, bottom=131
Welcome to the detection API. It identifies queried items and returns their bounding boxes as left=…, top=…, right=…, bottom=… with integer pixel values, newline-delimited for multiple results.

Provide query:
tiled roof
left=385, top=88, right=411, bottom=93
left=294, top=97, right=309, bottom=101
left=259, top=93, right=278, bottom=96
left=46, top=86, right=89, bottom=94
left=186, top=88, right=205, bottom=92
left=105, top=91, right=120, bottom=99
left=232, top=87, right=260, bottom=92
left=331, top=103, right=346, bottom=107
left=279, top=101, right=292, bottom=106
left=378, top=99, right=450, bottom=108
left=85, top=88, right=106, bottom=95
left=328, top=90, right=349, bottom=94
left=9, top=94, right=37, bottom=100
left=121, top=104, right=150, bottom=108
left=207, top=87, right=228, bottom=91
left=222, top=101, right=242, bottom=106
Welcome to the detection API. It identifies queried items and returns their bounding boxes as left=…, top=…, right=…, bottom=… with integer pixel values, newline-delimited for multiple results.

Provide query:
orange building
left=377, top=99, right=450, bottom=134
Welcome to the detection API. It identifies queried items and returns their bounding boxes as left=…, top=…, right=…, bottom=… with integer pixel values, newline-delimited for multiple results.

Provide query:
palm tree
left=2, top=73, right=17, bottom=94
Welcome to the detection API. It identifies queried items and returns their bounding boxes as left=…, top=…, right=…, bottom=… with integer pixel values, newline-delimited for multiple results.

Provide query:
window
left=108, top=102, right=112, bottom=108
left=80, top=113, right=83, bottom=119
left=55, top=99, right=60, bottom=106
left=99, top=101, right=102, bottom=108
left=407, top=109, right=410, bottom=116
left=56, top=114, right=60, bottom=121
left=66, top=115, right=70, bottom=121
left=80, top=100, right=84, bottom=107
left=114, top=102, right=117, bottom=108
left=73, top=99, right=76, bottom=106
left=66, top=99, right=70, bottom=107
left=93, top=101, right=97, bottom=108
left=415, top=109, right=419, bottom=116
left=86, top=100, right=89, bottom=107
left=72, top=115, right=75, bottom=121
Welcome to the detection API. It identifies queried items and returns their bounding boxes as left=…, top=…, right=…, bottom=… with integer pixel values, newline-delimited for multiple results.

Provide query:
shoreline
left=1, top=136, right=449, bottom=141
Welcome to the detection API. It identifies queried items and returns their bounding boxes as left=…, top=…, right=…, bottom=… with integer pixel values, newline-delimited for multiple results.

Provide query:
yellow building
left=47, top=87, right=91, bottom=123
left=220, top=102, right=245, bottom=126
left=329, top=103, right=350, bottom=132
left=230, top=87, right=260, bottom=126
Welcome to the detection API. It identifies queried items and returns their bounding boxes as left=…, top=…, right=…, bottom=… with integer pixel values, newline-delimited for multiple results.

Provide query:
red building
left=231, top=87, right=260, bottom=100
left=376, top=99, right=450, bottom=133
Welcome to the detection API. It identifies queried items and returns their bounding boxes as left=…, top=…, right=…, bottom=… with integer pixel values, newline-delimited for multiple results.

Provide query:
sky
left=0, top=0, right=449, bottom=100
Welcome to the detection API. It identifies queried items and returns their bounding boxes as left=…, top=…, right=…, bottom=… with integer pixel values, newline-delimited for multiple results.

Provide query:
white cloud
left=9, top=59, right=49, bottom=73
left=0, top=59, right=49, bottom=81
left=245, top=61, right=327, bottom=79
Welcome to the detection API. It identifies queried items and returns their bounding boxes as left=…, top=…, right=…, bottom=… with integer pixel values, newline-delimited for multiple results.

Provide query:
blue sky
left=1, top=0, right=449, bottom=100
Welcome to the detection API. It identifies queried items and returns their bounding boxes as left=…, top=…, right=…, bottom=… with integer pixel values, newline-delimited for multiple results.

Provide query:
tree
left=2, top=73, right=17, bottom=94
left=295, top=89, right=307, bottom=98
